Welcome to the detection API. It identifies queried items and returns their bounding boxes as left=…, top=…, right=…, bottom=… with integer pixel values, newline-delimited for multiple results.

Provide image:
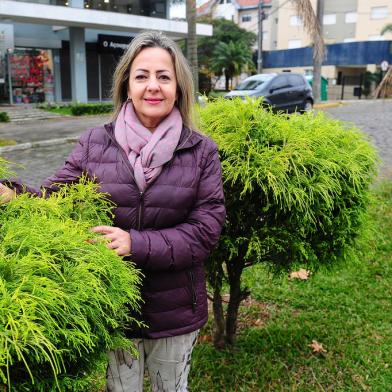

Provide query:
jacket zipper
left=189, top=268, right=197, bottom=313
left=137, top=191, right=144, bottom=230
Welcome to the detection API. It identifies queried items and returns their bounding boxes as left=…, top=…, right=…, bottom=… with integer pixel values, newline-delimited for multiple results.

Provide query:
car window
left=269, top=75, right=289, bottom=90
left=288, top=74, right=304, bottom=87
left=236, top=75, right=274, bottom=90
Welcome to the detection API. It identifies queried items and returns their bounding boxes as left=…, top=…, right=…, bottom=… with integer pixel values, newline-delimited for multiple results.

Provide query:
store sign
left=97, top=34, right=133, bottom=54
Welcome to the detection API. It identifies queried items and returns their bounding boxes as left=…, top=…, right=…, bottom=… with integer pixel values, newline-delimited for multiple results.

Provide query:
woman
left=0, top=31, right=225, bottom=391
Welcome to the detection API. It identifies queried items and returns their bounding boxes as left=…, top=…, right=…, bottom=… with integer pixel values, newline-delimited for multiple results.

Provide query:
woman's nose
left=147, top=77, right=160, bottom=91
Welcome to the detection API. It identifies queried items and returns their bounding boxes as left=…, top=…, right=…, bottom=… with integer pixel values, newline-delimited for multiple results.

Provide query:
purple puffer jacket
left=38, top=123, right=225, bottom=338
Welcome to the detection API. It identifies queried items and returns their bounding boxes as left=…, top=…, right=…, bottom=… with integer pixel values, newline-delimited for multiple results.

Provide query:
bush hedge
left=69, top=103, right=113, bottom=116
left=0, top=112, right=10, bottom=123
left=0, top=173, right=142, bottom=391
left=198, top=98, right=378, bottom=345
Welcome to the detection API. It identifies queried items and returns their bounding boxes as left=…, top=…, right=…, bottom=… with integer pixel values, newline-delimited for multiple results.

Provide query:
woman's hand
left=91, top=226, right=131, bottom=256
left=0, top=183, right=15, bottom=204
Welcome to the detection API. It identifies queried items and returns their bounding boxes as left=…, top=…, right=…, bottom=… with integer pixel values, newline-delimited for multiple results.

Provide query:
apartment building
left=0, top=0, right=212, bottom=104
left=198, top=0, right=392, bottom=97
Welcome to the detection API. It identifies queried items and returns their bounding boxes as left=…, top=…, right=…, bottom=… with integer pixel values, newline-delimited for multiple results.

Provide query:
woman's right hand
left=0, top=183, right=15, bottom=204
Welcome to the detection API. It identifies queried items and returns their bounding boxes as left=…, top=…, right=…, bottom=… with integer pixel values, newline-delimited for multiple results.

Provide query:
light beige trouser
left=106, top=330, right=199, bottom=392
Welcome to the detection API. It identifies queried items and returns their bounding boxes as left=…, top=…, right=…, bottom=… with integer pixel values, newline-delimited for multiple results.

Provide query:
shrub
left=0, top=174, right=142, bottom=391
left=69, top=103, right=113, bottom=116
left=0, top=112, right=10, bottom=123
left=198, top=98, right=378, bottom=346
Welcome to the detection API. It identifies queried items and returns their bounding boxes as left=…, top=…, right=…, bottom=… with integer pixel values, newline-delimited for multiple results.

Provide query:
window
left=288, top=74, right=304, bottom=87
left=288, top=39, right=301, bottom=49
left=323, top=14, right=336, bottom=25
left=371, top=6, right=388, bottom=19
left=345, top=12, right=357, bottom=23
left=289, top=15, right=302, bottom=26
left=242, top=14, right=252, bottom=22
left=269, top=76, right=289, bottom=91
left=263, top=31, right=268, bottom=41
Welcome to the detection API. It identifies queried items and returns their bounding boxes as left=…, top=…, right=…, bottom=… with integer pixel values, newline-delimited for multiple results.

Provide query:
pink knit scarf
left=114, top=101, right=182, bottom=191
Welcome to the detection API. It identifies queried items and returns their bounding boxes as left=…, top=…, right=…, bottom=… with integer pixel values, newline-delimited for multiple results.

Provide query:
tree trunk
left=225, top=70, right=230, bottom=91
left=225, top=258, right=245, bottom=345
left=312, top=0, right=324, bottom=102
left=186, top=0, right=199, bottom=98
left=212, top=287, right=226, bottom=348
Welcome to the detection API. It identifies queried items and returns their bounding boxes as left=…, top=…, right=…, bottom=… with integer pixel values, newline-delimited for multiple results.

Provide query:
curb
left=0, top=137, right=79, bottom=153
left=314, top=101, right=345, bottom=109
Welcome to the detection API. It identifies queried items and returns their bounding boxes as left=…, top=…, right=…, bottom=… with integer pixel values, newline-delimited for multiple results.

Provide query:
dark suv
left=224, top=72, right=313, bottom=113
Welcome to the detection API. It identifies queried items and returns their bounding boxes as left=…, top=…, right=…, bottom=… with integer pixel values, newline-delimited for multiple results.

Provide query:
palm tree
left=373, top=23, right=392, bottom=98
left=186, top=0, right=199, bottom=98
left=211, top=41, right=254, bottom=91
left=292, top=0, right=325, bottom=102
left=381, top=23, right=392, bottom=35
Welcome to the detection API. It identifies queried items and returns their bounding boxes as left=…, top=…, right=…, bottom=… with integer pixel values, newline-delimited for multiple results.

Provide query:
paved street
left=324, top=100, right=392, bottom=177
left=0, top=100, right=391, bottom=187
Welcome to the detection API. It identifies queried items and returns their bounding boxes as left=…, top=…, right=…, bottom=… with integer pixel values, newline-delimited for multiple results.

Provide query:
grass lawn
left=189, top=181, right=392, bottom=391
left=0, top=139, right=17, bottom=147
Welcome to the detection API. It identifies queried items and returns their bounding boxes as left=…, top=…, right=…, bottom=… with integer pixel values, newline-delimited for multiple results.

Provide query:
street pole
left=312, top=0, right=324, bottom=102
left=257, top=0, right=264, bottom=74
left=6, top=49, right=13, bottom=105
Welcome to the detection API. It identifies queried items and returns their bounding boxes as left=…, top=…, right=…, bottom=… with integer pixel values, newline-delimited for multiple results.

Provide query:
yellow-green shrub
left=198, top=98, right=378, bottom=346
left=0, top=175, right=142, bottom=391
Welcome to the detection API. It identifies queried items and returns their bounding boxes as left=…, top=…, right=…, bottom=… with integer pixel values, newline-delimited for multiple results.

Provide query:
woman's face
left=128, top=47, right=178, bottom=129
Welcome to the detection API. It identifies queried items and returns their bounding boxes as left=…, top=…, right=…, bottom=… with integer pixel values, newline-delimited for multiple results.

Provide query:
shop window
left=10, top=48, right=54, bottom=104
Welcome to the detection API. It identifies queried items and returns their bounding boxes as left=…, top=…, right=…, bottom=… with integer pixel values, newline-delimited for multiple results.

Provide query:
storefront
left=10, top=48, right=55, bottom=104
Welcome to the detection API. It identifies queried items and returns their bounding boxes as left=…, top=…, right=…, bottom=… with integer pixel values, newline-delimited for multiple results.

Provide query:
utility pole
left=257, top=0, right=271, bottom=73
left=257, top=0, right=264, bottom=73
left=312, top=0, right=324, bottom=102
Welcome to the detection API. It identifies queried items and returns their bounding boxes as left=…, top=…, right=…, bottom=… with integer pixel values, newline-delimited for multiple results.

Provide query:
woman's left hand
left=91, top=226, right=131, bottom=256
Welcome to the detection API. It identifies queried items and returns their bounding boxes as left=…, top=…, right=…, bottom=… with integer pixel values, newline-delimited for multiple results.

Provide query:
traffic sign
left=381, top=60, right=389, bottom=72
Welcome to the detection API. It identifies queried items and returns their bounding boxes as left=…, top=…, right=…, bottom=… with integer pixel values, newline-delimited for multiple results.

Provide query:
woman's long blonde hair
left=111, top=31, right=195, bottom=129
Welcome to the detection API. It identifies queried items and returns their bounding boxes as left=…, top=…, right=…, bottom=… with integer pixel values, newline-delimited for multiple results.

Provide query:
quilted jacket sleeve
left=40, top=130, right=89, bottom=189
left=129, top=141, right=226, bottom=272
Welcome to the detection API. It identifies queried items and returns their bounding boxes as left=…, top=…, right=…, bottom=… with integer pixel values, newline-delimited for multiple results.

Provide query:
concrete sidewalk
left=0, top=113, right=110, bottom=152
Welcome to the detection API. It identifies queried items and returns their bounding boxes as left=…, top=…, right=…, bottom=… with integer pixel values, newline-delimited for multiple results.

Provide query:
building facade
left=0, top=0, right=212, bottom=104
left=197, top=0, right=392, bottom=97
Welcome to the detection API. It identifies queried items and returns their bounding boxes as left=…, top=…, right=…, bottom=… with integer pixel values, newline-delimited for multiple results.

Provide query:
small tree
left=198, top=18, right=256, bottom=91
left=199, top=98, right=377, bottom=347
left=211, top=41, right=254, bottom=91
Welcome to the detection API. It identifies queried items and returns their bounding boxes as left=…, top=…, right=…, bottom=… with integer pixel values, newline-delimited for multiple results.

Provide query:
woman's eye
left=160, top=75, right=170, bottom=80
left=135, top=75, right=146, bottom=80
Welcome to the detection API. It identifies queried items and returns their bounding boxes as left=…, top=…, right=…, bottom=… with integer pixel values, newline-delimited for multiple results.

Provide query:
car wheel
left=303, top=99, right=313, bottom=112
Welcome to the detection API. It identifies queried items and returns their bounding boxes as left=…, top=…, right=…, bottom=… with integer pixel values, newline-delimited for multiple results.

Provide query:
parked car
left=224, top=73, right=313, bottom=113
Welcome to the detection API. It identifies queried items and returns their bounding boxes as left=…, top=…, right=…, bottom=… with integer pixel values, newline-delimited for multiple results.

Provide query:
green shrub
left=0, top=175, right=142, bottom=391
left=69, top=103, right=113, bottom=116
left=0, top=112, right=10, bottom=123
left=198, top=98, right=378, bottom=346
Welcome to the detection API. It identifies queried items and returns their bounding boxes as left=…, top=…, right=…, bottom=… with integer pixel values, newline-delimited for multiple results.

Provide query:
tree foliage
left=0, top=172, right=142, bottom=391
left=197, top=18, right=256, bottom=92
left=198, top=98, right=378, bottom=347
left=211, top=41, right=254, bottom=90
